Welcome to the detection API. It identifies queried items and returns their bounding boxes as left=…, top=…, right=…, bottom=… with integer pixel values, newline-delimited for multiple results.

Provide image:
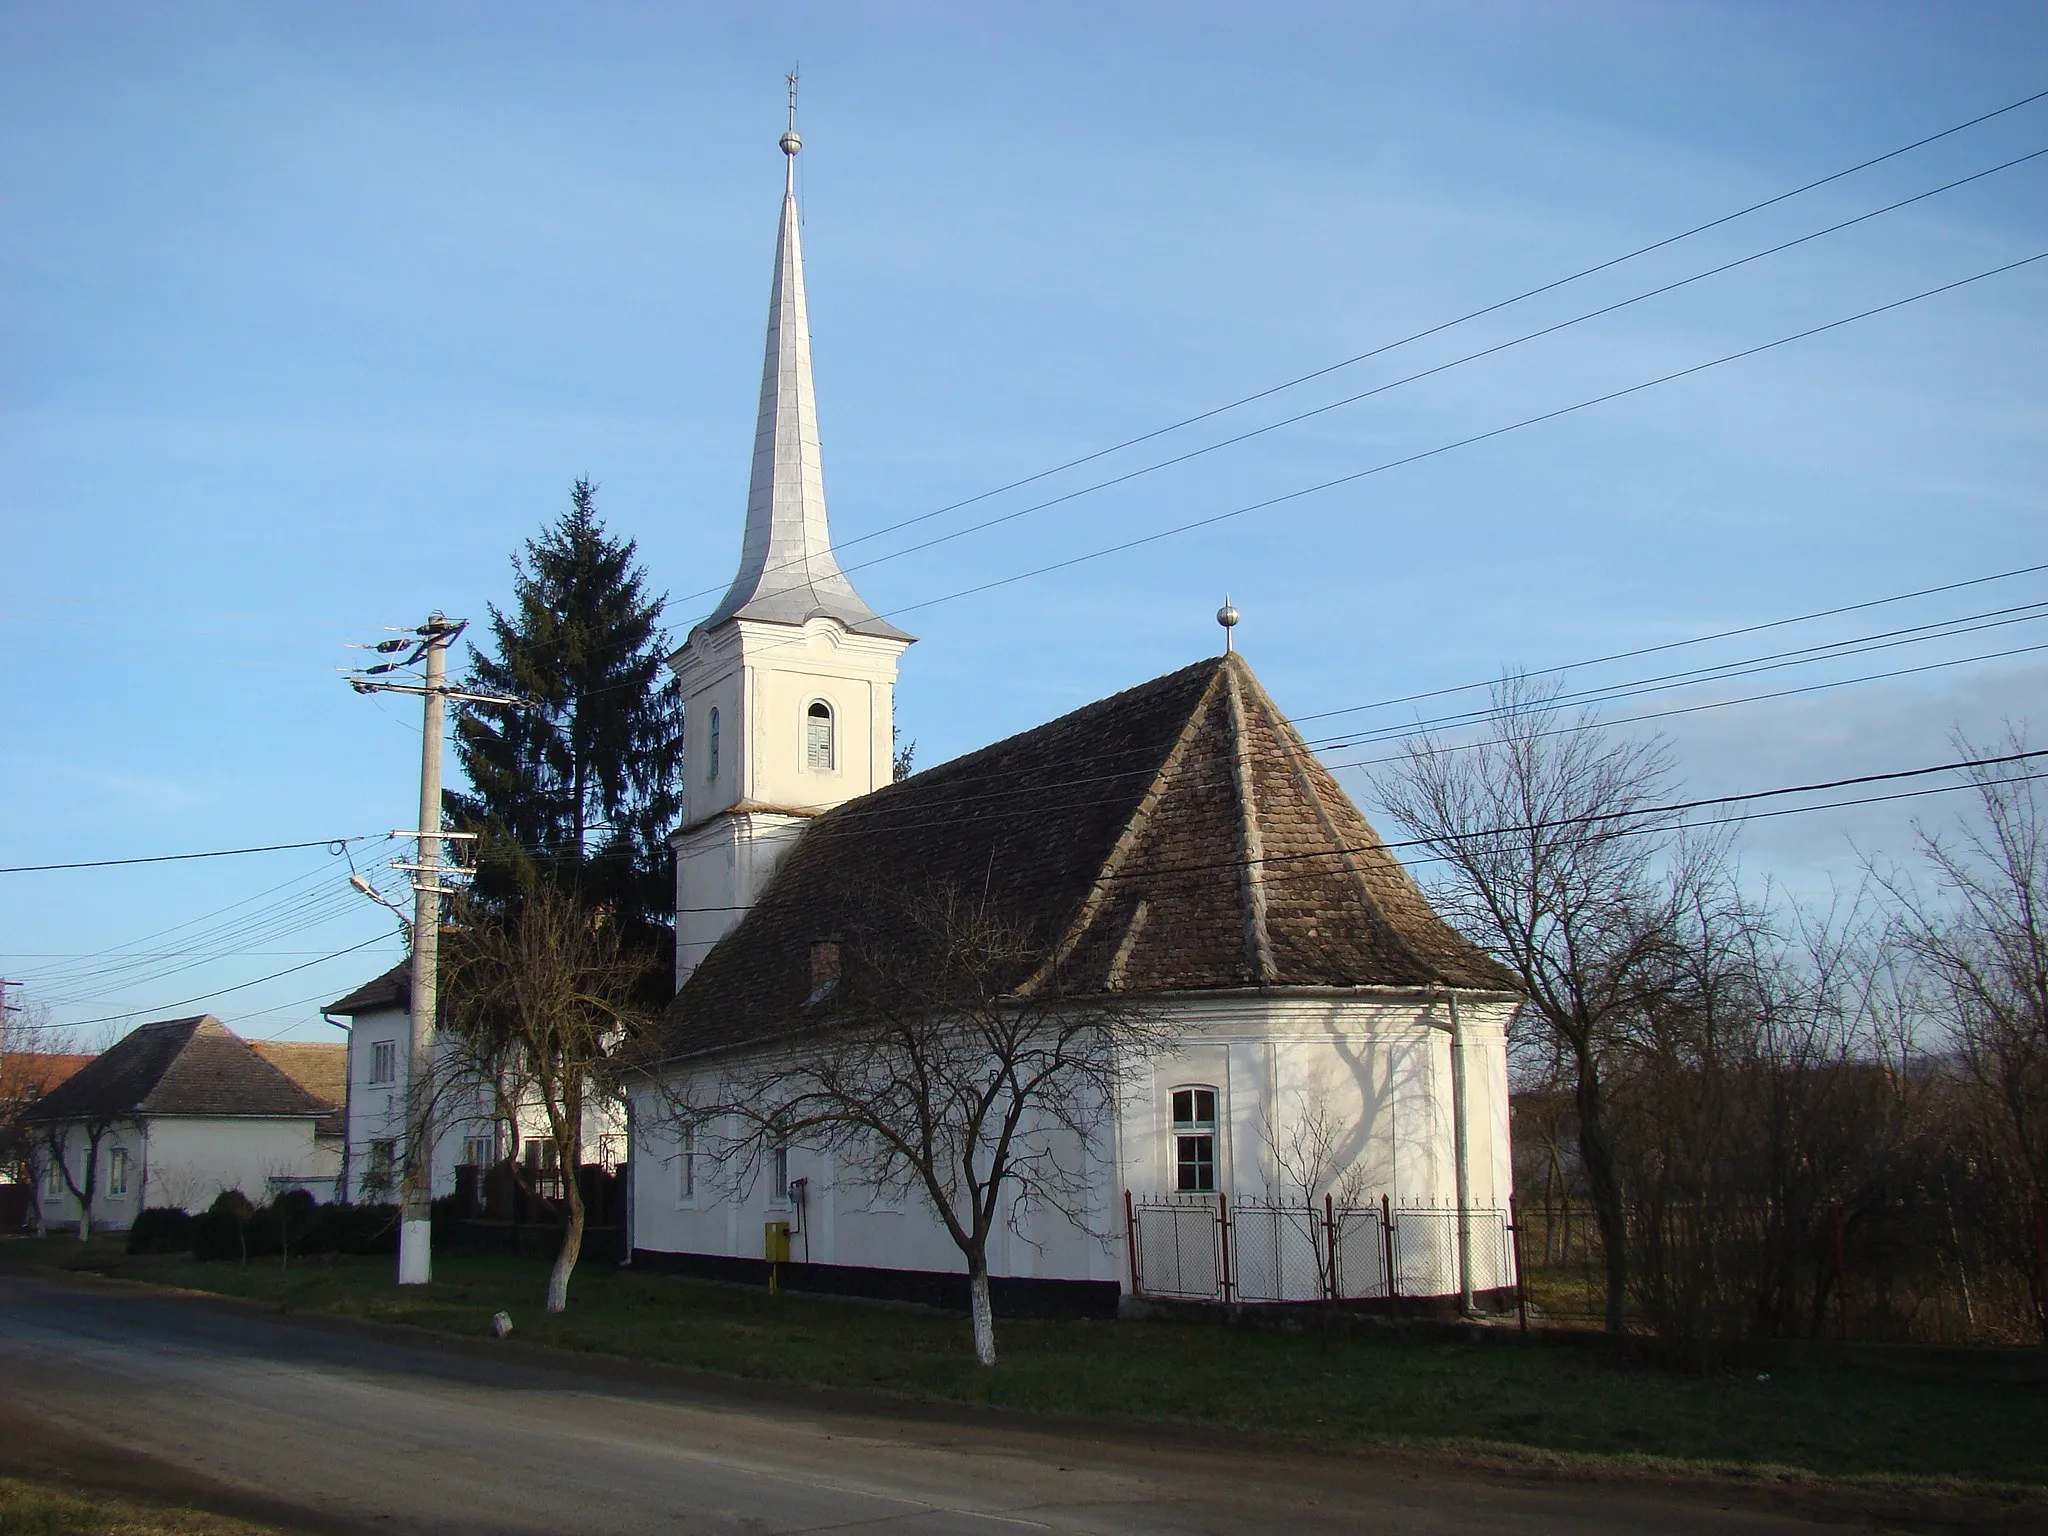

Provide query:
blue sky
left=3, top=1, right=2045, bottom=1043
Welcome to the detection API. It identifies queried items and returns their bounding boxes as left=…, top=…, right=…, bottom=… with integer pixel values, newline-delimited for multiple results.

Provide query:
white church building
left=627, top=123, right=1524, bottom=1316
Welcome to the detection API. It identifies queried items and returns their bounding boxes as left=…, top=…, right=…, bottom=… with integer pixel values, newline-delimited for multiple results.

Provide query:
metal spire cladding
left=699, top=104, right=910, bottom=642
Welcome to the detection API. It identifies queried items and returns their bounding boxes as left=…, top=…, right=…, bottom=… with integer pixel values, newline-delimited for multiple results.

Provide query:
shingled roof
left=27, top=1015, right=330, bottom=1123
left=326, top=961, right=409, bottom=1016
left=658, top=653, right=1517, bottom=1055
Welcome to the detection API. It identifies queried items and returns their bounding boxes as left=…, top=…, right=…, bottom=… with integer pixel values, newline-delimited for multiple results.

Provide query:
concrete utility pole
left=398, top=615, right=451, bottom=1284
left=347, top=613, right=523, bottom=1287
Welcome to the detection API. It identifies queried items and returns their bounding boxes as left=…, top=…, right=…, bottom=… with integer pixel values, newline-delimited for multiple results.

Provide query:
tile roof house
left=26, top=1015, right=342, bottom=1232
left=626, top=125, right=1525, bottom=1318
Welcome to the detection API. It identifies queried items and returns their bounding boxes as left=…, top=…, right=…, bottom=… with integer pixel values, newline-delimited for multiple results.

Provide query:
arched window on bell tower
left=806, top=700, right=834, bottom=772
left=707, top=707, right=721, bottom=780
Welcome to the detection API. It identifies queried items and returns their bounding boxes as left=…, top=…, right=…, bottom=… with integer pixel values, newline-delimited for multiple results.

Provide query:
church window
left=806, top=701, right=834, bottom=771
left=707, top=708, right=721, bottom=780
left=676, top=1123, right=696, bottom=1203
left=1171, top=1086, right=1218, bottom=1192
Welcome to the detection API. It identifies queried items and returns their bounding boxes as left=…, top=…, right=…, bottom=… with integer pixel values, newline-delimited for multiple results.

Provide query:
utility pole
left=347, top=613, right=523, bottom=1287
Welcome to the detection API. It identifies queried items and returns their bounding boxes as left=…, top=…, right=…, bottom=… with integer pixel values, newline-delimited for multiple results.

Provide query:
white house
left=326, top=961, right=624, bottom=1204
left=28, top=1015, right=341, bottom=1232
left=624, top=124, right=1523, bottom=1315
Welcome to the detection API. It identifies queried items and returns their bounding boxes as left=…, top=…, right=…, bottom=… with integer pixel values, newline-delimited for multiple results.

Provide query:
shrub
left=125, top=1206, right=194, bottom=1255
left=192, top=1190, right=257, bottom=1262
left=309, top=1202, right=401, bottom=1256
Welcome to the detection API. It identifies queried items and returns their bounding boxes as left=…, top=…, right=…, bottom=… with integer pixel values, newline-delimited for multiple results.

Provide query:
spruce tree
left=448, top=479, right=683, bottom=934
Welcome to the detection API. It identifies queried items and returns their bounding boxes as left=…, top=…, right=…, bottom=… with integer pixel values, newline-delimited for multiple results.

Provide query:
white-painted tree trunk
left=547, top=1190, right=585, bottom=1314
left=969, top=1262, right=997, bottom=1367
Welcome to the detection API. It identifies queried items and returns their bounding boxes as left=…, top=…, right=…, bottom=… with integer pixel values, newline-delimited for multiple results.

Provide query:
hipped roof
left=1, top=1053, right=95, bottom=1103
left=28, top=1015, right=331, bottom=1123
left=658, top=653, right=1517, bottom=1055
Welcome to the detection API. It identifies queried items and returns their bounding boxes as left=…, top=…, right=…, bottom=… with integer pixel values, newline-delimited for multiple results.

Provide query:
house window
left=677, top=1124, right=695, bottom=1203
left=107, top=1148, right=130, bottom=1199
left=1171, top=1085, right=1218, bottom=1192
left=707, top=707, right=720, bottom=780
left=370, top=1040, right=396, bottom=1084
left=771, top=1142, right=791, bottom=1204
left=365, top=1139, right=396, bottom=1193
left=461, top=1135, right=495, bottom=1168
left=45, top=1154, right=65, bottom=1197
left=805, top=701, right=834, bottom=771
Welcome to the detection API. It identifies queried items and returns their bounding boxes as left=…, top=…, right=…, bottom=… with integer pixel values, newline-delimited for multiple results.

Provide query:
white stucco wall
left=627, top=987, right=1518, bottom=1298
left=669, top=616, right=909, bottom=983
left=342, top=1001, right=625, bottom=1203
left=37, top=1115, right=332, bottom=1230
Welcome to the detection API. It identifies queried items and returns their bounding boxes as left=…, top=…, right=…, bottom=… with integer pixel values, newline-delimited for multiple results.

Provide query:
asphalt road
left=0, top=1273, right=1994, bottom=1535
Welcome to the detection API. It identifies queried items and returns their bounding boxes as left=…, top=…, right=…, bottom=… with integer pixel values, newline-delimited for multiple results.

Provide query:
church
left=625, top=120, right=1522, bottom=1315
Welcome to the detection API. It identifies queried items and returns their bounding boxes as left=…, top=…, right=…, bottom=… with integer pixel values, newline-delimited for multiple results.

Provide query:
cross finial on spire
left=780, top=69, right=803, bottom=191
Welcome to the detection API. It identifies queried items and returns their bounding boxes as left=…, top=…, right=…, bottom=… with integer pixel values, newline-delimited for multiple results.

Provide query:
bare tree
left=1875, top=727, right=2048, bottom=1334
left=671, top=883, right=1166, bottom=1367
left=42, top=1116, right=117, bottom=1242
left=1372, top=673, right=1703, bottom=1332
left=441, top=885, right=654, bottom=1313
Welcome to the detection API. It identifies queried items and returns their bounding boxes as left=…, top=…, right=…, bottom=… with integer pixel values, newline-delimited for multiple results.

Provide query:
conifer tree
left=448, top=479, right=683, bottom=934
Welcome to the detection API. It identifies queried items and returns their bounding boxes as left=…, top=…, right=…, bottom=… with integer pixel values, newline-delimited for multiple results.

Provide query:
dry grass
left=0, top=1475, right=274, bottom=1536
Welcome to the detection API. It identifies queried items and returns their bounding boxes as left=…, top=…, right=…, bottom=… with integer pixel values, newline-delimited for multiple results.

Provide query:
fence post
left=1510, top=1198, right=1528, bottom=1333
left=1382, top=1192, right=1399, bottom=1305
left=1323, top=1192, right=1339, bottom=1305
left=1217, top=1192, right=1234, bottom=1304
left=1124, top=1189, right=1140, bottom=1298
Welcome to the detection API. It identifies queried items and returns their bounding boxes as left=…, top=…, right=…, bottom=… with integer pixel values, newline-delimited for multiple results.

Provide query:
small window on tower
left=806, top=701, right=834, bottom=771
left=707, top=707, right=721, bottom=780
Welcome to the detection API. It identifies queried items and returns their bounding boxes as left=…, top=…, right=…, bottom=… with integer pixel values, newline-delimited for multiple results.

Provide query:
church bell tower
left=670, top=92, right=914, bottom=986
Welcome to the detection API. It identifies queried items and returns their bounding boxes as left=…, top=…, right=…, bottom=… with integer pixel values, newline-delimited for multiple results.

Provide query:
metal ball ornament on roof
left=780, top=129, right=803, bottom=156
left=1217, top=596, right=1241, bottom=652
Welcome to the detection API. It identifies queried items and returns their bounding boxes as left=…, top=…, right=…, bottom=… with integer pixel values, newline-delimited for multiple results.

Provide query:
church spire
left=699, top=83, right=910, bottom=642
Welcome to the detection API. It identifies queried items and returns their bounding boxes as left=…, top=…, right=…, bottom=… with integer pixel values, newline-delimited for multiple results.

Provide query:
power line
left=49, top=933, right=396, bottom=1032
left=709, top=144, right=2048, bottom=617
left=1324, top=639, right=2048, bottom=776
left=0, top=835, right=379, bottom=876
left=635, top=602, right=2048, bottom=842
left=1307, top=602, right=2048, bottom=753
left=1292, top=560, right=2048, bottom=726
left=668, top=746, right=2048, bottom=914
left=667, top=84, right=2048, bottom=619
left=877, top=251, right=2048, bottom=622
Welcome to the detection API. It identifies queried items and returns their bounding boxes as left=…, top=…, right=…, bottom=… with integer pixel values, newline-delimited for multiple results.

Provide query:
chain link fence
left=1126, top=1191, right=1516, bottom=1306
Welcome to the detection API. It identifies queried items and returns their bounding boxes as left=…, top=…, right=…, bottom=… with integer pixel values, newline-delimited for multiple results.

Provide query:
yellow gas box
left=764, top=1220, right=791, bottom=1264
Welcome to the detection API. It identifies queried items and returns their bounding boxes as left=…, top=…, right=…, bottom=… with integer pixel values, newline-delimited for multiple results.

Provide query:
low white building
left=326, top=962, right=624, bottom=1204
left=28, top=1015, right=341, bottom=1232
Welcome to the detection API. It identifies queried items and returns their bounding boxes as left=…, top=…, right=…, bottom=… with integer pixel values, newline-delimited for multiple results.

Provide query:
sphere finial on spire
left=780, top=69, right=802, bottom=158
left=1217, top=594, right=1241, bottom=654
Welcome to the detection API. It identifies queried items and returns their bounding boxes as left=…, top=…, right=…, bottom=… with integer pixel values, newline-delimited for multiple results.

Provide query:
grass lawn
left=0, top=1475, right=275, bottom=1536
left=7, top=1237, right=2046, bottom=1497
